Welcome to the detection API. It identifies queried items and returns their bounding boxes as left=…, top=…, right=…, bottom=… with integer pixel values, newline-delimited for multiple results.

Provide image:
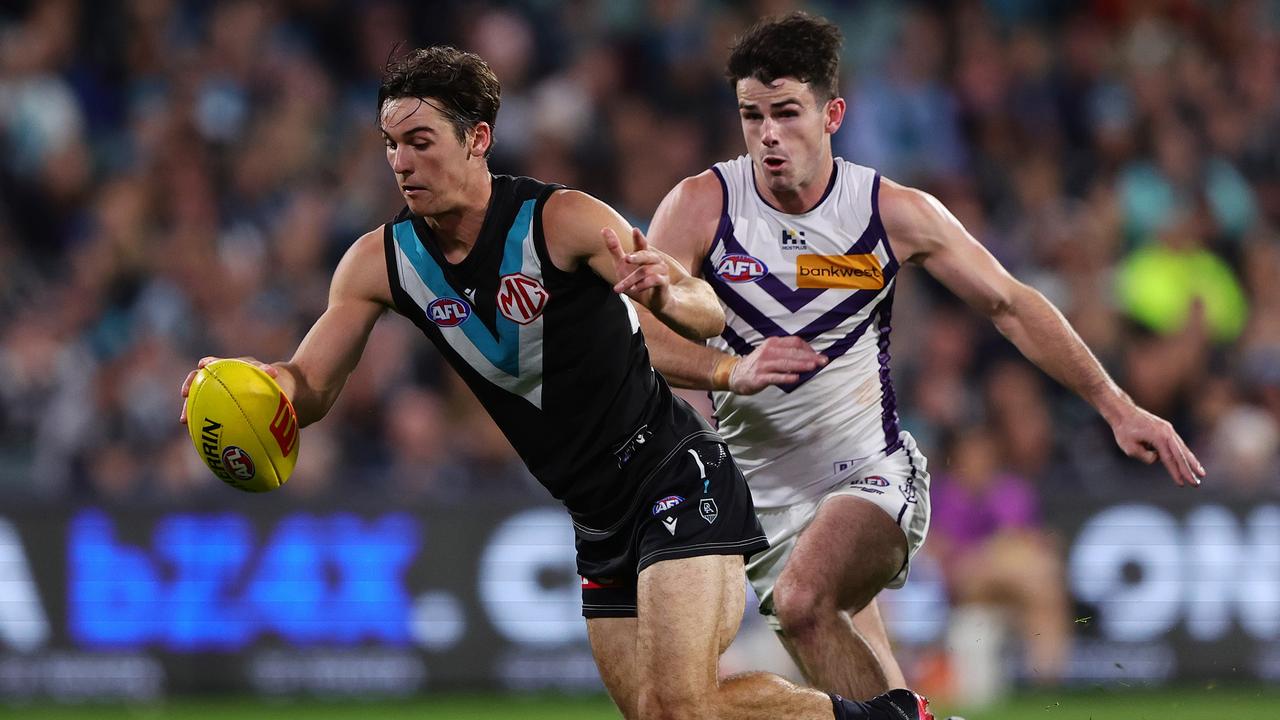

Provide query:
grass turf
left=6, top=686, right=1279, bottom=719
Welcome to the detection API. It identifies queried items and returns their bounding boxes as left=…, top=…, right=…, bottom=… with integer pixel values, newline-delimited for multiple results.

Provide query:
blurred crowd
left=1, top=0, right=1277, bottom=508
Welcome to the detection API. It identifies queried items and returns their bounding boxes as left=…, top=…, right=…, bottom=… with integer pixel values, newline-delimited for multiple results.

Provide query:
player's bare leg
left=588, top=553, right=933, bottom=720
left=772, top=496, right=908, bottom=698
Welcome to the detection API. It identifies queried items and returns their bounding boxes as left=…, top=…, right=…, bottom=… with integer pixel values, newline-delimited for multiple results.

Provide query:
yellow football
left=184, top=359, right=300, bottom=492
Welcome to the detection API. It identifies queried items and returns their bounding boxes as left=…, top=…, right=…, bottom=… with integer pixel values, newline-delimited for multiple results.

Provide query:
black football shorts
left=577, top=436, right=769, bottom=618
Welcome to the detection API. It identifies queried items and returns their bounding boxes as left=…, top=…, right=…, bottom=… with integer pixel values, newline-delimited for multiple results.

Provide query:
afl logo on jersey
left=497, top=273, right=549, bottom=325
left=428, top=297, right=472, bottom=327
left=716, top=253, right=769, bottom=283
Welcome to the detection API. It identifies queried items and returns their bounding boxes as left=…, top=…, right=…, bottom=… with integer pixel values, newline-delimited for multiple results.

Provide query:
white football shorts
left=745, top=431, right=931, bottom=624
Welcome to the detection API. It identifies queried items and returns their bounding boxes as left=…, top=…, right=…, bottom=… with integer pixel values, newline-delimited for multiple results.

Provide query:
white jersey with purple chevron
left=705, top=155, right=903, bottom=508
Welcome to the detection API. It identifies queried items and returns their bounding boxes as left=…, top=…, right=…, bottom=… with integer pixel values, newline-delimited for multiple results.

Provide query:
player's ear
left=824, top=96, right=846, bottom=135
left=468, top=122, right=493, bottom=159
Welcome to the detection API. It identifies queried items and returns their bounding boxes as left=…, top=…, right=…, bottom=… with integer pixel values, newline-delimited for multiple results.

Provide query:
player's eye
left=741, top=112, right=762, bottom=121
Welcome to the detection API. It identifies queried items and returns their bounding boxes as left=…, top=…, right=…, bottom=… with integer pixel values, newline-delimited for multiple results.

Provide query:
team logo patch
left=427, top=297, right=471, bottom=327
left=497, top=272, right=549, bottom=324
left=851, top=475, right=890, bottom=488
left=797, top=254, right=884, bottom=289
left=652, top=495, right=685, bottom=515
left=221, top=446, right=256, bottom=481
left=715, top=253, right=768, bottom=283
left=699, top=498, right=719, bottom=524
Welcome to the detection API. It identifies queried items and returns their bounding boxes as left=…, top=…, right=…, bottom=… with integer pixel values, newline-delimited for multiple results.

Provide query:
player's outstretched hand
left=179, top=356, right=280, bottom=424
left=1110, top=405, right=1206, bottom=487
left=728, top=336, right=828, bottom=395
left=604, top=226, right=679, bottom=311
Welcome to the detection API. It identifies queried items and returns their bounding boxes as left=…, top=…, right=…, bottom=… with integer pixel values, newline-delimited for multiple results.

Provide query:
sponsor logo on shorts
left=220, top=446, right=255, bottom=481
left=851, top=475, right=890, bottom=488
left=497, top=273, right=549, bottom=325
left=427, top=297, right=471, bottom=327
left=855, top=487, right=885, bottom=495
left=796, top=254, right=884, bottom=289
left=652, top=495, right=685, bottom=515
left=715, top=254, right=769, bottom=283
left=699, top=498, right=719, bottom=524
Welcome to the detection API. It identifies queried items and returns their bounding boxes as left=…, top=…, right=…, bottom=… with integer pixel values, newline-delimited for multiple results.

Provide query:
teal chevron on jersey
left=391, top=199, right=536, bottom=377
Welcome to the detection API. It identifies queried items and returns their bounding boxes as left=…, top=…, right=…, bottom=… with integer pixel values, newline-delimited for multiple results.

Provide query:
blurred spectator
left=929, top=426, right=1071, bottom=685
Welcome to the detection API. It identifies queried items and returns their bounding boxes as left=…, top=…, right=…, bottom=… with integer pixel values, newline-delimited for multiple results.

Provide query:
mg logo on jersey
left=716, top=254, right=768, bottom=283
left=427, top=297, right=471, bottom=327
left=221, top=446, right=256, bottom=481
left=497, top=273, right=549, bottom=325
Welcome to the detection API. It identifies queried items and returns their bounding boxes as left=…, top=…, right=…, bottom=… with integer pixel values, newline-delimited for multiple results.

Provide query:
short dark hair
left=726, top=12, right=842, bottom=100
left=378, top=45, right=501, bottom=157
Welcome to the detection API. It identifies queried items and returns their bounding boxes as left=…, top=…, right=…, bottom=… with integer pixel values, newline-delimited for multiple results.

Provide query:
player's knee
left=772, top=576, right=835, bottom=639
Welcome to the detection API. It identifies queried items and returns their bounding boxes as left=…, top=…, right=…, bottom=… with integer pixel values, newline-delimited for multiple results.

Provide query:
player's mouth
left=401, top=185, right=428, bottom=196
left=762, top=156, right=787, bottom=172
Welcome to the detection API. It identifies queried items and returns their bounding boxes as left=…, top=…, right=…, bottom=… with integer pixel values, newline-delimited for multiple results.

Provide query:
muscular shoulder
left=331, top=227, right=394, bottom=306
left=648, top=170, right=724, bottom=273
left=540, top=189, right=631, bottom=270
left=879, top=178, right=960, bottom=264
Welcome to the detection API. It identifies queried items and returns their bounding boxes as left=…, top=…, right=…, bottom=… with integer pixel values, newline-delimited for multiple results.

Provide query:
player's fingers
left=625, top=249, right=664, bottom=266
left=602, top=228, right=626, bottom=261
left=1175, top=435, right=1206, bottom=479
left=1128, top=440, right=1158, bottom=465
left=613, top=268, right=645, bottom=294
left=1171, top=436, right=1201, bottom=487
left=632, top=227, right=649, bottom=252
left=198, top=356, right=218, bottom=368
left=180, top=369, right=197, bottom=396
left=1154, top=438, right=1187, bottom=487
left=759, top=372, right=800, bottom=385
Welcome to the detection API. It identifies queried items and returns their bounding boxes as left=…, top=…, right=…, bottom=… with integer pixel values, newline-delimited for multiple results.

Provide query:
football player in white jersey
left=638, top=12, right=1205, bottom=701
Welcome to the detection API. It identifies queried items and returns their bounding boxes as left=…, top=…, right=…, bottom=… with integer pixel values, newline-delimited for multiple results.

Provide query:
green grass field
left=6, top=687, right=1279, bottom=719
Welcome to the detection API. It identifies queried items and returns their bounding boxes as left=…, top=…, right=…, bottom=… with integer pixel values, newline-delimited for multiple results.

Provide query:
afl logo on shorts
left=428, top=297, right=471, bottom=327
left=652, top=495, right=685, bottom=515
left=221, top=446, right=256, bottom=481
left=716, top=254, right=768, bottom=283
left=497, top=273, right=549, bottom=325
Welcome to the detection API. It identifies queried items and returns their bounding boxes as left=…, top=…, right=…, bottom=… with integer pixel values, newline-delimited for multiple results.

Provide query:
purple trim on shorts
left=874, top=287, right=901, bottom=449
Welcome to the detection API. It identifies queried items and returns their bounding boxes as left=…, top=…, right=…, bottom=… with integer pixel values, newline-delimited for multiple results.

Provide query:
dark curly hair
left=378, top=45, right=501, bottom=157
left=726, top=12, right=843, bottom=100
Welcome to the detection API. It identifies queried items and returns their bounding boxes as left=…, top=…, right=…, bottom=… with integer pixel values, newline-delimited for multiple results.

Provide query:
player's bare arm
left=180, top=228, right=390, bottom=428
left=541, top=188, right=725, bottom=340
left=637, top=172, right=827, bottom=392
left=879, top=178, right=1206, bottom=487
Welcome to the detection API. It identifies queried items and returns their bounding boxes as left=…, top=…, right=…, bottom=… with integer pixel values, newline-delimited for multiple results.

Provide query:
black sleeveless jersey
left=382, top=175, right=714, bottom=530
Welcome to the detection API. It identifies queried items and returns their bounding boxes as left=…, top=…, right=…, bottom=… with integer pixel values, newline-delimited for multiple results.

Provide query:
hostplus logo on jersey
left=716, top=253, right=768, bottom=283
left=497, top=273, right=549, bottom=325
left=427, top=297, right=471, bottom=327
left=781, top=228, right=807, bottom=250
